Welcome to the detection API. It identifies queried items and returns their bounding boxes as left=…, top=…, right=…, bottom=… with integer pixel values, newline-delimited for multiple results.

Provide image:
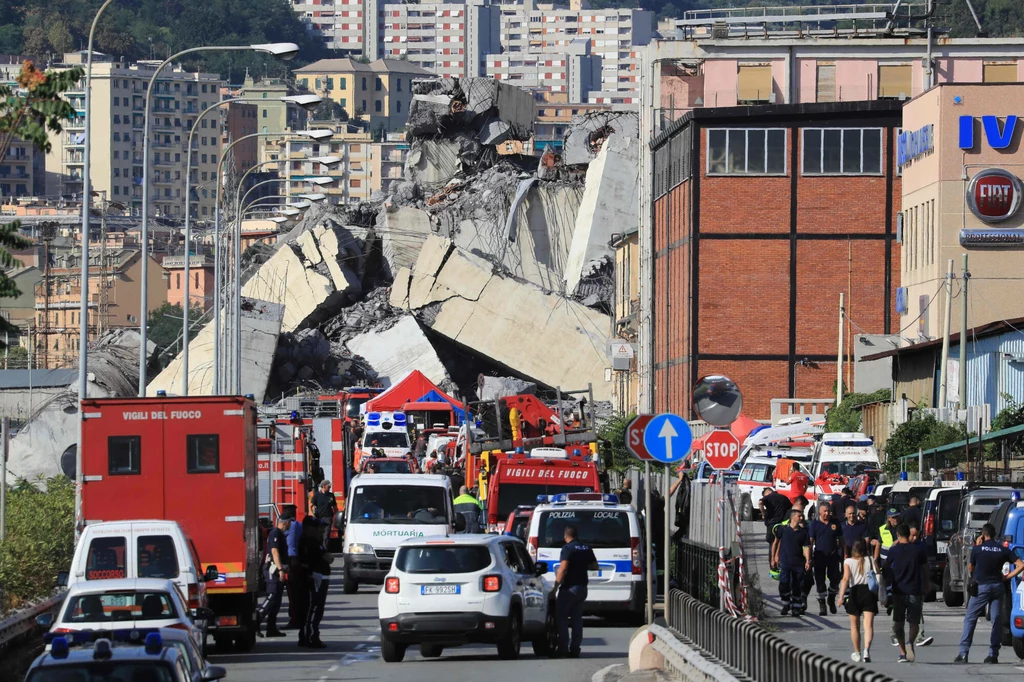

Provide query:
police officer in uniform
left=554, top=524, right=598, bottom=657
left=773, top=508, right=811, bottom=616
left=809, top=503, right=844, bottom=616
left=256, top=514, right=291, bottom=637
left=956, top=523, right=1024, bottom=663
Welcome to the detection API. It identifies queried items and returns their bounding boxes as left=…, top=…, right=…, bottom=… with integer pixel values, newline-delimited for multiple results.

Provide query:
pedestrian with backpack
left=837, top=538, right=878, bottom=663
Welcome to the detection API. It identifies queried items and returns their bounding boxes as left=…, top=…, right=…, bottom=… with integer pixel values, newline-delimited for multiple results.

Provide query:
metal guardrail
left=673, top=539, right=721, bottom=609
left=0, top=592, right=64, bottom=650
left=666, top=589, right=897, bottom=682
left=649, top=622, right=743, bottom=682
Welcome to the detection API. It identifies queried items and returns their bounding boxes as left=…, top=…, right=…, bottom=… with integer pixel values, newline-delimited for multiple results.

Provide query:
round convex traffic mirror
left=692, top=375, right=743, bottom=427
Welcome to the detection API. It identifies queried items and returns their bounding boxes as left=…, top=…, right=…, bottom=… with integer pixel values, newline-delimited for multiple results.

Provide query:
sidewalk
left=743, top=521, right=1012, bottom=681
left=591, top=664, right=670, bottom=682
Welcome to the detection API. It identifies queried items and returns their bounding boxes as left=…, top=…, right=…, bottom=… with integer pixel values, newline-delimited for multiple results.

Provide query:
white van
left=526, top=493, right=645, bottom=619
left=69, top=521, right=218, bottom=613
left=342, top=474, right=456, bottom=594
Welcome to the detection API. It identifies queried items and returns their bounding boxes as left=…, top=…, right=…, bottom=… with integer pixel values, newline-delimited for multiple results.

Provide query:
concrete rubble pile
left=6, top=330, right=155, bottom=485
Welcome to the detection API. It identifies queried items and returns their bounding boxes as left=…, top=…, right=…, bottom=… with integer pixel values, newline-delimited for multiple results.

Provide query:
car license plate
left=936, top=541, right=948, bottom=555
left=106, top=595, right=127, bottom=607
left=421, top=585, right=460, bottom=595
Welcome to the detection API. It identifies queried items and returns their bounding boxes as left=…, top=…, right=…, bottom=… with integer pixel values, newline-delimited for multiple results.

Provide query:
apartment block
left=294, top=58, right=431, bottom=131
left=531, top=98, right=610, bottom=153
left=163, top=254, right=215, bottom=311
left=0, top=59, right=44, bottom=199
left=222, top=102, right=259, bottom=175
left=376, top=0, right=501, bottom=79
left=292, top=0, right=366, bottom=52
left=498, top=1, right=652, bottom=106
left=32, top=248, right=167, bottom=369
left=369, top=134, right=410, bottom=194
left=45, top=52, right=225, bottom=221
left=263, top=128, right=374, bottom=205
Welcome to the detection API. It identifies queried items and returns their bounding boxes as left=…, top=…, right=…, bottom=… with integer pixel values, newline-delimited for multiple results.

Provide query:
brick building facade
left=650, top=100, right=903, bottom=419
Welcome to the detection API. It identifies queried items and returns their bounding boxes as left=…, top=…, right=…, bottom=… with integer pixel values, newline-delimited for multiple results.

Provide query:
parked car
left=39, top=578, right=210, bottom=653
left=378, top=534, right=554, bottom=663
left=922, top=485, right=967, bottom=595
left=945, top=487, right=1021, bottom=607
left=502, top=506, right=535, bottom=541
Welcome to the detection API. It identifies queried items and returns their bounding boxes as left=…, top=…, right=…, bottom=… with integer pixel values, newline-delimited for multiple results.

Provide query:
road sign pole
left=663, top=465, right=670, bottom=622
left=644, top=460, right=653, bottom=625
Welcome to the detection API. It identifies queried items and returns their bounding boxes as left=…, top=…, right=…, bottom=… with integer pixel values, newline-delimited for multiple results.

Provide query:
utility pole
left=958, top=254, right=969, bottom=411
left=837, top=293, right=845, bottom=403
left=938, top=259, right=954, bottom=409
left=0, top=418, right=7, bottom=541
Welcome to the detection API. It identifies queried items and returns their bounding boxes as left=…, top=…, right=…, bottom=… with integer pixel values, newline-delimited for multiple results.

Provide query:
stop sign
left=704, top=429, right=740, bottom=470
left=626, top=415, right=653, bottom=461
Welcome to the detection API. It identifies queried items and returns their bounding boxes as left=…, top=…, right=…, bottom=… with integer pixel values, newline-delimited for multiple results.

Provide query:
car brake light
left=528, top=536, right=538, bottom=560
left=1016, top=617, right=1023, bottom=629
left=165, top=623, right=190, bottom=631
left=630, top=537, right=642, bottom=575
left=489, top=513, right=498, bottom=525
left=385, top=577, right=400, bottom=594
left=52, top=628, right=73, bottom=634
left=483, top=575, right=502, bottom=592
left=924, top=513, right=935, bottom=537
left=188, top=584, right=200, bottom=611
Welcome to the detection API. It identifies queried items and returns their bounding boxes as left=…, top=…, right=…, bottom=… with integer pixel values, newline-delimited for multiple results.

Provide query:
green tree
left=0, top=61, right=83, bottom=344
left=147, top=302, right=203, bottom=370
left=0, top=476, right=75, bottom=612
left=312, top=99, right=346, bottom=122
left=988, top=396, right=1024, bottom=459
left=883, top=412, right=969, bottom=476
left=598, top=412, right=635, bottom=473
left=46, top=20, right=73, bottom=56
left=824, top=388, right=891, bottom=433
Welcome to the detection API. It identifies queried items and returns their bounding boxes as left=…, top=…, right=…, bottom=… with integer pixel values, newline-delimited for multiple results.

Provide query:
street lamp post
left=212, top=130, right=334, bottom=393
left=138, top=42, right=299, bottom=397
left=180, top=94, right=321, bottom=395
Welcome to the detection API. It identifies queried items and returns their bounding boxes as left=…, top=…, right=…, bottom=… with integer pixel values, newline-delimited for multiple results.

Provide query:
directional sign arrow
left=657, top=419, right=679, bottom=462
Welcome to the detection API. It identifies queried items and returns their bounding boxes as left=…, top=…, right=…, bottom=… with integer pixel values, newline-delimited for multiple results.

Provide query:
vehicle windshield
left=363, top=432, right=410, bottom=449
left=496, top=483, right=594, bottom=520
left=937, top=492, right=961, bottom=537
left=349, top=485, right=449, bottom=524
left=364, top=459, right=412, bottom=474
left=817, top=461, right=877, bottom=477
left=889, top=487, right=931, bottom=512
left=508, top=515, right=531, bottom=541
left=28, top=663, right=175, bottom=682
left=137, top=535, right=179, bottom=579
left=538, top=510, right=631, bottom=549
left=347, top=397, right=369, bottom=419
left=395, top=545, right=492, bottom=573
left=62, top=591, right=178, bottom=624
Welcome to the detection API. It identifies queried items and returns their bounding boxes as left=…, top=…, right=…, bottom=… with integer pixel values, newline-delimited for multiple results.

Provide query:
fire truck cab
left=79, top=395, right=261, bottom=651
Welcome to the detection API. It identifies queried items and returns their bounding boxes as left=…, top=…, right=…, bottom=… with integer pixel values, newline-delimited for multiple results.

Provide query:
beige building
left=32, top=248, right=167, bottom=369
left=264, top=128, right=375, bottom=205
left=46, top=52, right=225, bottom=221
left=899, top=82, right=1024, bottom=343
left=369, top=135, right=410, bottom=195
left=293, top=59, right=432, bottom=133
left=611, top=227, right=638, bottom=415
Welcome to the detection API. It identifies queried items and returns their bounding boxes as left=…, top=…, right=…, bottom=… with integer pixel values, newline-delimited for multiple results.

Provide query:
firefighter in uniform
left=772, top=508, right=811, bottom=616
left=809, top=502, right=844, bottom=615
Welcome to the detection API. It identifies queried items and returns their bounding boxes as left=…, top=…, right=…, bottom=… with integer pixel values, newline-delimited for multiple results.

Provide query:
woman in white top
left=837, top=538, right=878, bottom=663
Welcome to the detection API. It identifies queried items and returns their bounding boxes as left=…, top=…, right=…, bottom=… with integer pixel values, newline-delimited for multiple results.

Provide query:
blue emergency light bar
left=44, top=628, right=162, bottom=647
left=393, top=412, right=407, bottom=425
left=366, top=412, right=382, bottom=425
left=538, top=493, right=620, bottom=505
left=900, top=472, right=908, bottom=481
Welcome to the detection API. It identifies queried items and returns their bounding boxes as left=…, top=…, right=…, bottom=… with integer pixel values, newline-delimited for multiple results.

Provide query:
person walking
left=310, top=480, right=339, bottom=548
left=870, top=507, right=900, bottom=620
left=837, top=538, right=878, bottom=662
left=955, top=522, right=1024, bottom=664
left=841, top=505, right=868, bottom=555
left=453, top=485, right=484, bottom=533
left=901, top=495, right=923, bottom=531
left=554, top=525, right=598, bottom=658
left=298, top=517, right=331, bottom=648
left=883, top=523, right=930, bottom=663
left=809, top=503, right=844, bottom=615
left=256, top=514, right=291, bottom=637
left=903, top=525, right=935, bottom=648
left=760, top=488, right=792, bottom=551
left=283, top=507, right=303, bottom=629
left=773, top=508, right=811, bottom=616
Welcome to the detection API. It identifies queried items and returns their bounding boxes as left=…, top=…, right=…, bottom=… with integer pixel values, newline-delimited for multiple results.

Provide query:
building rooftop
left=861, top=316, right=1024, bottom=361
left=0, top=368, right=77, bottom=389
left=294, top=59, right=433, bottom=76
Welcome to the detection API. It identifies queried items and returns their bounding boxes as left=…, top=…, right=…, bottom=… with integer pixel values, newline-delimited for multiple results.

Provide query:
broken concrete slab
left=565, top=134, right=639, bottom=295
left=146, top=297, right=284, bottom=402
left=406, top=139, right=462, bottom=187
left=562, top=111, right=640, bottom=167
left=378, top=205, right=434, bottom=279
left=393, top=236, right=611, bottom=399
left=346, top=315, right=449, bottom=389
left=477, top=375, right=537, bottom=401
left=408, top=77, right=535, bottom=142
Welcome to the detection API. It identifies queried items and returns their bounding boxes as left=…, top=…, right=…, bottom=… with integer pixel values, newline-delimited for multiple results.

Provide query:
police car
left=377, top=534, right=555, bottom=663
left=526, top=493, right=646, bottom=620
left=26, top=629, right=226, bottom=682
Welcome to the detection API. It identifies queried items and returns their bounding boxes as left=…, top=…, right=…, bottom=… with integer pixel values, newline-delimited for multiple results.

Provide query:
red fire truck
left=80, top=395, right=261, bottom=650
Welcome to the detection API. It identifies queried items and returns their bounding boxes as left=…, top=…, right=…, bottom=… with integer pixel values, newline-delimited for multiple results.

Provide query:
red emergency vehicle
left=80, top=395, right=261, bottom=650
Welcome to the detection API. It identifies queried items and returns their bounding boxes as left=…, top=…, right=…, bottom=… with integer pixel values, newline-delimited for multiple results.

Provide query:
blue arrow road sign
left=643, top=413, right=693, bottom=464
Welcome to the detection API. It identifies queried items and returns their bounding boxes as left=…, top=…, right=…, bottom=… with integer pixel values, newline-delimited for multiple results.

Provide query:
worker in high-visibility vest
left=869, top=508, right=901, bottom=617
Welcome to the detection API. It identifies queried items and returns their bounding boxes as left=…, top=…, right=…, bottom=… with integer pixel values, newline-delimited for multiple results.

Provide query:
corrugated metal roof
left=0, top=368, right=77, bottom=389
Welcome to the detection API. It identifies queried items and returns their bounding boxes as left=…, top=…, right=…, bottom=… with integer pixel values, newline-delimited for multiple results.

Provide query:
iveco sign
left=959, top=115, right=1020, bottom=150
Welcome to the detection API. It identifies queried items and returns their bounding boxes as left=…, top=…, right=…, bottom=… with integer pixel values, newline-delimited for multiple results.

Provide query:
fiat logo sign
left=967, top=169, right=1022, bottom=223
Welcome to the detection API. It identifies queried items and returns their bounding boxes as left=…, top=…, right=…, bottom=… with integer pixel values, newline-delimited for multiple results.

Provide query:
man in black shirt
left=760, top=489, right=791, bottom=549
left=773, top=508, right=811, bottom=616
left=256, top=514, right=292, bottom=637
left=956, top=523, right=1024, bottom=664
left=298, top=517, right=331, bottom=649
left=884, top=523, right=929, bottom=663
left=554, top=525, right=598, bottom=658
left=310, top=480, right=338, bottom=548
left=809, top=503, right=844, bottom=615
left=901, top=495, right=923, bottom=531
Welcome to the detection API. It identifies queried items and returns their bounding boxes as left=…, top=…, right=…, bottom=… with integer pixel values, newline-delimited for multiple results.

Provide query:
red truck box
left=80, top=395, right=260, bottom=650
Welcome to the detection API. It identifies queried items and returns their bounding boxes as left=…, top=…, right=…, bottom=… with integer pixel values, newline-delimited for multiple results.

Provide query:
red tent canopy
left=364, top=370, right=461, bottom=413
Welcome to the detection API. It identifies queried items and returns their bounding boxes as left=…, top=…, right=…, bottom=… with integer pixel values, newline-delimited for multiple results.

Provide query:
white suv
left=377, top=535, right=554, bottom=662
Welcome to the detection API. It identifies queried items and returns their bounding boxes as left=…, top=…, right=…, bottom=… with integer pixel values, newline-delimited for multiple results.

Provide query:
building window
left=340, top=78, right=346, bottom=89
left=328, top=78, right=334, bottom=89
left=375, top=77, right=382, bottom=91
left=351, top=179, right=362, bottom=188
left=375, top=100, right=382, bottom=112
left=396, top=78, right=402, bottom=91
left=706, top=129, right=786, bottom=175
left=396, top=101, right=402, bottom=113
left=878, top=65, right=912, bottom=99
left=176, top=273, right=181, bottom=289
left=816, top=63, right=836, bottom=103
left=262, top=110, right=267, bottom=118
left=362, top=77, right=367, bottom=90
left=802, top=128, right=882, bottom=175
left=340, top=98, right=347, bottom=108
left=983, top=62, right=1017, bottom=83
left=737, top=64, right=773, bottom=104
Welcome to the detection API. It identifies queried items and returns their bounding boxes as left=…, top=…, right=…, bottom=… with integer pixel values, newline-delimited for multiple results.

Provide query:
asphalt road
left=745, top=521, right=1023, bottom=681
left=208, top=580, right=635, bottom=682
